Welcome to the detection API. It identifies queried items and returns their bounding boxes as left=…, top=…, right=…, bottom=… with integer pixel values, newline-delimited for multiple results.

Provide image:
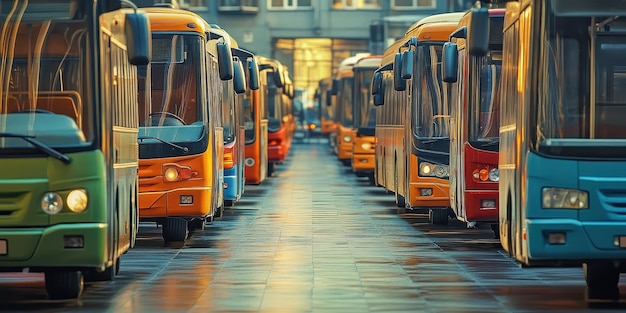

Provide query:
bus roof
left=405, top=12, right=465, bottom=41
left=138, top=7, right=210, bottom=33
left=208, top=27, right=239, bottom=49
left=381, top=38, right=405, bottom=67
left=353, top=55, right=383, bottom=70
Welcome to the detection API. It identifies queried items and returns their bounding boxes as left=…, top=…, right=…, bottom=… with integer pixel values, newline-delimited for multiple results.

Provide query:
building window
left=268, top=0, right=312, bottom=9
left=332, top=0, right=380, bottom=9
left=392, top=0, right=435, bottom=9
left=179, top=0, right=208, bottom=9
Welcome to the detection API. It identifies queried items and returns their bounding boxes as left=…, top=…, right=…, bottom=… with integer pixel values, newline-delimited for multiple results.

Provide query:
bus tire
left=162, top=217, right=188, bottom=242
left=368, top=173, right=376, bottom=186
left=188, top=217, right=206, bottom=231
left=584, top=262, right=620, bottom=302
left=84, top=257, right=119, bottom=282
left=45, top=270, right=84, bottom=300
left=396, top=194, right=405, bottom=208
left=429, top=208, right=449, bottom=225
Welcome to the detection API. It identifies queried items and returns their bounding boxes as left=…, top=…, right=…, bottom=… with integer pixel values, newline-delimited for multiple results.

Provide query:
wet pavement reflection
left=1, top=139, right=625, bottom=312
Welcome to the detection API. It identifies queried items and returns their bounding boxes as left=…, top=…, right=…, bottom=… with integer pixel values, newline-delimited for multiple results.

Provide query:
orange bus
left=331, top=53, right=370, bottom=166
left=315, top=77, right=336, bottom=138
left=351, top=55, right=382, bottom=184
left=443, top=8, right=505, bottom=234
left=244, top=55, right=269, bottom=185
left=207, top=27, right=258, bottom=206
left=137, top=8, right=233, bottom=242
left=257, top=56, right=294, bottom=176
left=372, top=12, right=464, bottom=223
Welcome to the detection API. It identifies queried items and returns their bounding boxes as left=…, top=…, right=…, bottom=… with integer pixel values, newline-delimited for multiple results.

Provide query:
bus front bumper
left=463, top=190, right=498, bottom=222
left=224, top=165, right=241, bottom=201
left=0, top=223, right=107, bottom=268
left=139, top=187, right=212, bottom=218
left=526, top=219, right=626, bottom=261
left=268, top=145, right=285, bottom=163
left=352, top=153, right=375, bottom=175
left=409, top=181, right=450, bottom=208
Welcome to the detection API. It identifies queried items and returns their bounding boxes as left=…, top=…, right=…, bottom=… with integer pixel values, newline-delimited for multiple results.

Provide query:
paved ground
left=0, top=137, right=625, bottom=312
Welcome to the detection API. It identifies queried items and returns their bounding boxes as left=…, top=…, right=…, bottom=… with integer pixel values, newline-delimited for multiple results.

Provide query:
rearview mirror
left=468, top=7, right=489, bottom=56
left=217, top=42, right=234, bottom=80
left=442, top=42, right=458, bottom=83
left=393, top=53, right=406, bottom=92
left=401, top=50, right=413, bottom=79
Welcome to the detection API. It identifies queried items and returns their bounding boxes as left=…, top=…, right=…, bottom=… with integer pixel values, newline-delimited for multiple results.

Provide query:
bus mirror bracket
left=124, top=11, right=151, bottom=66
left=331, top=78, right=340, bottom=95
left=468, top=7, right=489, bottom=56
left=442, top=42, right=459, bottom=83
left=325, top=90, right=332, bottom=106
left=217, top=42, right=234, bottom=80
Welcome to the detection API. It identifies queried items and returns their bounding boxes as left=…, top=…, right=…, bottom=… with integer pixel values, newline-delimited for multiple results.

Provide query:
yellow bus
left=315, top=77, right=336, bottom=138
left=351, top=55, right=382, bottom=184
left=137, top=8, right=233, bottom=242
left=331, top=53, right=370, bottom=166
left=372, top=12, right=463, bottom=223
left=0, top=0, right=150, bottom=299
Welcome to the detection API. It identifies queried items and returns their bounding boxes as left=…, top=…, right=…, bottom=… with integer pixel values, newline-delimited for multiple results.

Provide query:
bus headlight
left=420, top=162, right=448, bottom=178
left=420, top=162, right=433, bottom=175
left=164, top=167, right=179, bottom=182
left=361, top=142, right=372, bottom=150
left=489, top=168, right=499, bottom=182
left=41, top=192, right=63, bottom=215
left=343, top=135, right=352, bottom=143
left=66, top=189, right=88, bottom=213
left=433, top=165, right=448, bottom=178
left=542, top=188, right=588, bottom=209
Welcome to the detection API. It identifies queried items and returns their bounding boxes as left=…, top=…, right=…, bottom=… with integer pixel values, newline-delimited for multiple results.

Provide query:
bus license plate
left=0, top=240, right=6, bottom=255
left=620, top=237, right=626, bottom=248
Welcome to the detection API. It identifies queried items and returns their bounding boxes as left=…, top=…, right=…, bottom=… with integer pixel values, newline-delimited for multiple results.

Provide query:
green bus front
left=0, top=0, right=148, bottom=299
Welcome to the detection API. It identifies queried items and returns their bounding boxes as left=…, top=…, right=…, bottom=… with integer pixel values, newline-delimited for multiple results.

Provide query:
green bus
left=0, top=0, right=150, bottom=299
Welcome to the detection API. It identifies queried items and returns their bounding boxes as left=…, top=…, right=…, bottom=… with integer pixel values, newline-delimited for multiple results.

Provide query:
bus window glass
left=1, top=19, right=93, bottom=149
left=340, top=78, right=354, bottom=127
left=470, top=52, right=501, bottom=141
left=594, top=35, right=626, bottom=139
left=243, top=92, right=255, bottom=143
left=414, top=44, right=448, bottom=138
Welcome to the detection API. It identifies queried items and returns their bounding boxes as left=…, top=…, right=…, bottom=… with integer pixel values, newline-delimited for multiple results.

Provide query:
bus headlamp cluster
left=542, top=188, right=588, bottom=209
left=163, top=164, right=195, bottom=182
left=472, top=166, right=499, bottom=182
left=343, top=135, right=352, bottom=143
left=361, top=142, right=372, bottom=150
left=41, top=189, right=88, bottom=215
left=419, top=162, right=448, bottom=178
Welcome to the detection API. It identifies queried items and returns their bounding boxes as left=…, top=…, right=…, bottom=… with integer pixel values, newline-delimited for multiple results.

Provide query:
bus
left=351, top=55, right=382, bottom=185
left=315, top=77, right=336, bottom=138
left=0, top=0, right=150, bottom=299
left=442, top=8, right=504, bottom=234
left=373, top=12, right=464, bottom=224
left=244, top=55, right=269, bottom=185
left=257, top=56, right=294, bottom=176
left=208, top=27, right=258, bottom=207
left=331, top=53, right=370, bottom=166
left=472, top=1, right=626, bottom=301
left=137, top=8, right=233, bottom=242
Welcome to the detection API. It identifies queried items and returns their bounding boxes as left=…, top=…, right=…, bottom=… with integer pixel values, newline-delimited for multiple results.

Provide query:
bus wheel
left=396, top=194, right=405, bottom=208
left=45, top=270, right=84, bottom=300
left=162, top=217, right=188, bottom=242
left=368, top=173, right=376, bottom=186
left=490, top=224, right=500, bottom=239
left=429, top=208, right=449, bottom=225
left=584, top=262, right=620, bottom=302
left=224, top=200, right=234, bottom=208
left=268, top=162, right=275, bottom=177
left=84, top=257, right=118, bottom=282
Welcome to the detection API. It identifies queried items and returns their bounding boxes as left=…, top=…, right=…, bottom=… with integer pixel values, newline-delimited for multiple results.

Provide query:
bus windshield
left=470, top=52, right=501, bottom=145
left=536, top=9, right=626, bottom=155
left=0, top=6, right=92, bottom=150
left=138, top=34, right=205, bottom=143
left=413, top=44, right=448, bottom=139
left=354, top=69, right=376, bottom=128
left=339, top=77, right=354, bottom=127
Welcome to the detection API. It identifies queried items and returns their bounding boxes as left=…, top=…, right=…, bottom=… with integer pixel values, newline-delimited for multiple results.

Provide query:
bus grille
left=599, top=189, right=626, bottom=216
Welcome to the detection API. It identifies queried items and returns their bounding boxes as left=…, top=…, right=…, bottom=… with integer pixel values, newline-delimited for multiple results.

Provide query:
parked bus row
left=0, top=0, right=296, bottom=300
left=322, top=0, right=626, bottom=303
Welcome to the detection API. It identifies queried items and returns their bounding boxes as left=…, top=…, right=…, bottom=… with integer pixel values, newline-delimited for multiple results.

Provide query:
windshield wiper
left=480, top=138, right=499, bottom=147
left=419, top=137, right=448, bottom=144
left=138, top=136, right=189, bottom=153
left=0, top=133, right=71, bottom=164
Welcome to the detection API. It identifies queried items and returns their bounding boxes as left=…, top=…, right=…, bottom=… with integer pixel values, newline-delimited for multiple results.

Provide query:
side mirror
left=125, top=12, right=151, bottom=66
left=373, top=93, right=384, bottom=106
left=233, top=60, right=247, bottom=94
left=442, top=42, right=459, bottom=83
left=371, top=71, right=382, bottom=95
left=248, top=58, right=260, bottom=90
left=393, top=53, right=406, bottom=92
left=331, top=78, right=340, bottom=95
left=217, top=42, right=234, bottom=80
left=401, top=50, right=413, bottom=79
left=468, top=7, right=489, bottom=56
left=325, top=90, right=332, bottom=106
